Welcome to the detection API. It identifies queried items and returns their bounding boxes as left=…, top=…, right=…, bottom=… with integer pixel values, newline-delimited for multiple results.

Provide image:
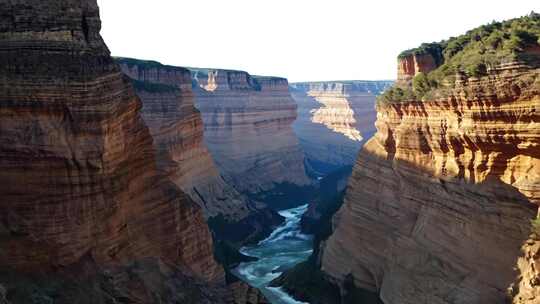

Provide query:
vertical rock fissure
left=81, top=14, right=89, bottom=43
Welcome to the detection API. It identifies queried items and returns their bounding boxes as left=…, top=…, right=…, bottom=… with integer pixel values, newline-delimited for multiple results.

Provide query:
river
left=232, top=204, right=313, bottom=304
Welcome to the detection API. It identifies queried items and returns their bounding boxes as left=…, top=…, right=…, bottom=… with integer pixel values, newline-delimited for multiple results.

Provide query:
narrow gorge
left=111, top=57, right=391, bottom=302
left=116, top=58, right=283, bottom=246
left=0, top=2, right=539, bottom=304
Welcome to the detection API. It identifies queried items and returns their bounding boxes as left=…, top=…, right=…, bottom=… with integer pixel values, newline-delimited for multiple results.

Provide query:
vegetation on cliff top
left=380, top=12, right=540, bottom=104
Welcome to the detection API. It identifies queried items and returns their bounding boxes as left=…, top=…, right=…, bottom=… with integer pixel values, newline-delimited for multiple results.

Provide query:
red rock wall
left=119, top=61, right=255, bottom=221
left=0, top=0, right=225, bottom=299
left=321, top=66, right=540, bottom=303
left=397, top=53, right=438, bottom=84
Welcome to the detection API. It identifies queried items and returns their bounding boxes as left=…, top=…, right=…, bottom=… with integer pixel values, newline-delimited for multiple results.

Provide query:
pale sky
left=97, top=0, right=539, bottom=82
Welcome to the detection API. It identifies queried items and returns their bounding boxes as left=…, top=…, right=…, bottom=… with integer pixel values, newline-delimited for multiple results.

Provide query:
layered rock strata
left=0, top=1, right=247, bottom=302
left=118, top=59, right=249, bottom=219
left=290, top=81, right=392, bottom=174
left=190, top=68, right=312, bottom=200
left=320, top=63, right=540, bottom=303
left=117, top=58, right=283, bottom=244
left=397, top=53, right=439, bottom=84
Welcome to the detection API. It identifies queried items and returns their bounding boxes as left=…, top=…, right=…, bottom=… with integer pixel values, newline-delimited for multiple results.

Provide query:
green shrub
left=465, top=62, right=487, bottom=77
left=486, top=31, right=504, bottom=49
left=412, top=72, right=432, bottom=97
left=377, top=86, right=417, bottom=104
left=399, top=42, right=445, bottom=66
left=444, top=36, right=469, bottom=60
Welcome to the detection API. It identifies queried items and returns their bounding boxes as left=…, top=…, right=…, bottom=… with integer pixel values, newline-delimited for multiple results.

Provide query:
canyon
left=290, top=81, right=392, bottom=238
left=290, top=81, right=392, bottom=175
left=0, top=1, right=381, bottom=298
left=0, top=2, right=538, bottom=304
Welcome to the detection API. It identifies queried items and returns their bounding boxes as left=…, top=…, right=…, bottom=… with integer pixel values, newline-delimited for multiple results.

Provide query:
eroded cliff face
left=190, top=69, right=312, bottom=201
left=512, top=238, right=540, bottom=303
left=118, top=59, right=251, bottom=221
left=0, top=1, right=236, bottom=302
left=291, top=81, right=392, bottom=173
left=116, top=58, right=283, bottom=244
left=320, top=64, right=540, bottom=303
left=397, top=53, right=439, bottom=85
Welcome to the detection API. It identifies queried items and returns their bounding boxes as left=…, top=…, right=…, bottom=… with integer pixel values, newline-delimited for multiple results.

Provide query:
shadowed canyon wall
left=0, top=1, right=265, bottom=303
left=320, top=58, right=540, bottom=303
left=117, top=59, right=238, bottom=218
left=117, top=58, right=282, bottom=245
left=190, top=69, right=313, bottom=207
left=290, top=81, right=393, bottom=175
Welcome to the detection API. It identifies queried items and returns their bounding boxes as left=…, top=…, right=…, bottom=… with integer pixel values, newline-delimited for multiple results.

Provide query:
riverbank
left=232, top=205, right=313, bottom=304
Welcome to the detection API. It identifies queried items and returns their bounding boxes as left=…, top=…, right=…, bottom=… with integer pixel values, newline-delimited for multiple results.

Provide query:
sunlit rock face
left=190, top=69, right=312, bottom=198
left=320, top=63, right=540, bottom=303
left=397, top=53, right=439, bottom=85
left=512, top=238, right=540, bottom=304
left=290, top=81, right=393, bottom=174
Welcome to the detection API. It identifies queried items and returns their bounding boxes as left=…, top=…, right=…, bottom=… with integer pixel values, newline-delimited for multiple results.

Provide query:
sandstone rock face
left=0, top=0, right=227, bottom=302
left=320, top=65, right=540, bottom=303
left=511, top=239, right=540, bottom=303
left=116, top=58, right=283, bottom=244
left=290, top=81, right=392, bottom=173
left=190, top=69, right=312, bottom=197
left=397, top=53, right=438, bottom=84
left=118, top=58, right=252, bottom=221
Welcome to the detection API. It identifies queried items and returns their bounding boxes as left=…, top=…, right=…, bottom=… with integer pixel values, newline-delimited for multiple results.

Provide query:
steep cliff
left=190, top=68, right=313, bottom=208
left=397, top=51, right=440, bottom=85
left=116, top=58, right=282, bottom=245
left=321, top=14, right=540, bottom=304
left=0, top=1, right=246, bottom=302
left=290, top=81, right=392, bottom=175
